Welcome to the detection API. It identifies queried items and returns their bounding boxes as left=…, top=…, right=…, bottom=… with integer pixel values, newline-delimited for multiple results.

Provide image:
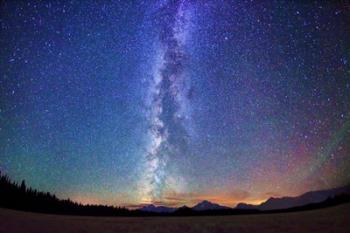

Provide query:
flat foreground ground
left=0, top=204, right=349, bottom=233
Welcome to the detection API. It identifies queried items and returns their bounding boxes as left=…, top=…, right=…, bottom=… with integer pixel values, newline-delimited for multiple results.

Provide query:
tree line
left=0, top=171, right=134, bottom=216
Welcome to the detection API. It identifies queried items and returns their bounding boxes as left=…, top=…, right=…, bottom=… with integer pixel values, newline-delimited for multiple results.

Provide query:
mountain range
left=138, top=184, right=350, bottom=213
left=139, top=204, right=177, bottom=213
left=139, top=200, right=229, bottom=213
left=236, top=184, right=350, bottom=210
left=192, top=200, right=230, bottom=211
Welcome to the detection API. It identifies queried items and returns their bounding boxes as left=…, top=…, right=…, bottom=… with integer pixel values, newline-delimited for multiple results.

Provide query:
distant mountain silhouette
left=173, top=205, right=194, bottom=215
left=138, top=201, right=230, bottom=213
left=139, top=204, right=176, bottom=213
left=1, top=170, right=349, bottom=216
left=236, top=185, right=350, bottom=210
left=235, top=202, right=257, bottom=210
left=192, top=200, right=230, bottom=211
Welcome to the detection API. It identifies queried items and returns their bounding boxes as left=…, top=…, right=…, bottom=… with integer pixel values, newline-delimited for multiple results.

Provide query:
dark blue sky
left=0, top=0, right=349, bottom=207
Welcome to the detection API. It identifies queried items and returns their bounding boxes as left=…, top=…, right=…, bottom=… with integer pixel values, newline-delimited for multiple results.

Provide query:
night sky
left=1, top=0, right=350, bottom=208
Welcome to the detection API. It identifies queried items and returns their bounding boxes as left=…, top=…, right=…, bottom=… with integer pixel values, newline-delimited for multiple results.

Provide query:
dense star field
left=0, top=1, right=349, bottom=208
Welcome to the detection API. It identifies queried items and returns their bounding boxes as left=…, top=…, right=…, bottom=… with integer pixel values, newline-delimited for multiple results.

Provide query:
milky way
left=142, top=0, right=192, bottom=202
left=0, top=0, right=349, bottom=207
